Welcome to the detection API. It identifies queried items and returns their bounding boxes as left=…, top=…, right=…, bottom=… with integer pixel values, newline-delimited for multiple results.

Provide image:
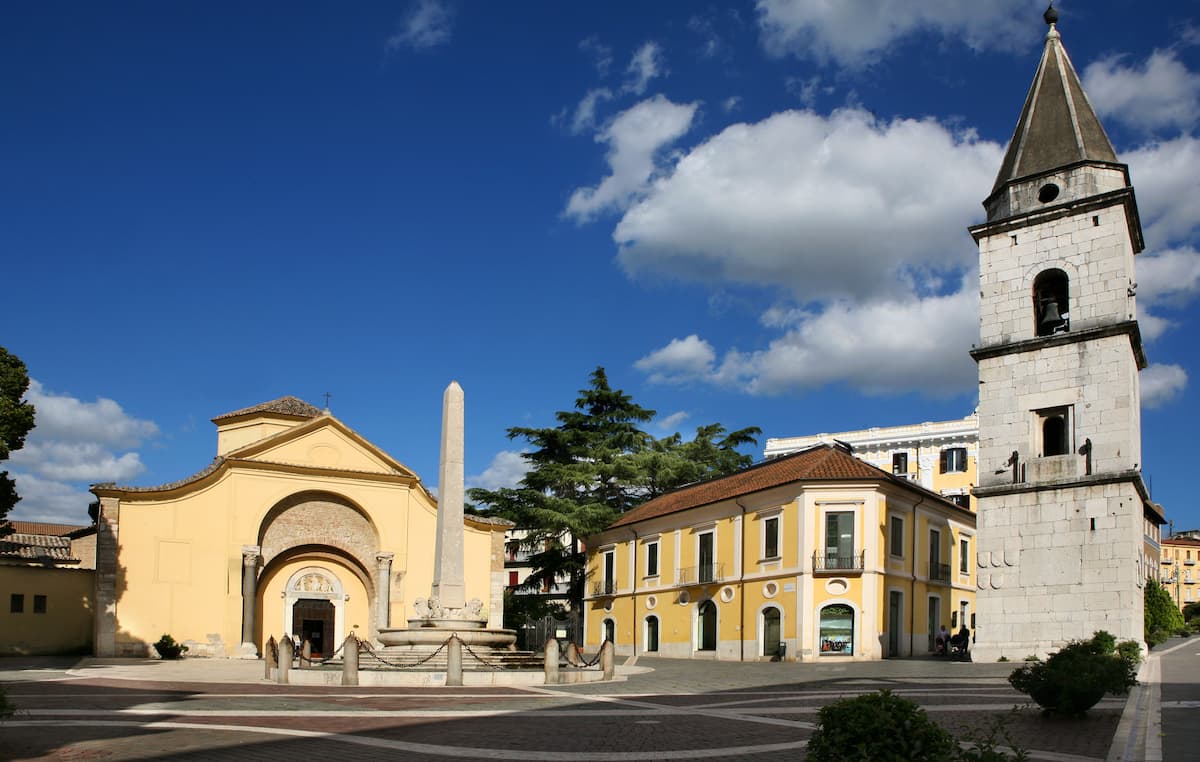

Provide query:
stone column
left=375, top=552, right=394, bottom=633
left=237, top=546, right=261, bottom=658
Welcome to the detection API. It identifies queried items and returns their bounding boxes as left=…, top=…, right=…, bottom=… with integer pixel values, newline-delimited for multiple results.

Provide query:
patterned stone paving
left=0, top=653, right=1153, bottom=761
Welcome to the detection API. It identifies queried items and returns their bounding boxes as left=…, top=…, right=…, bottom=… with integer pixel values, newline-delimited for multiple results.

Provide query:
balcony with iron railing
left=591, top=579, right=617, bottom=596
left=812, top=550, right=865, bottom=573
left=928, top=561, right=952, bottom=583
left=676, top=563, right=724, bottom=585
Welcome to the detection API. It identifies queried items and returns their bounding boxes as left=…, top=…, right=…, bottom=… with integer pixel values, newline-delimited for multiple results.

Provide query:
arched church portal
left=283, top=567, right=346, bottom=657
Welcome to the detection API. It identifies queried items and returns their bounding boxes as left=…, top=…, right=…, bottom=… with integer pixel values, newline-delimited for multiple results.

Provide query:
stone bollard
left=278, top=636, right=293, bottom=684
left=301, top=639, right=312, bottom=668
left=600, top=640, right=614, bottom=681
left=543, top=637, right=559, bottom=685
left=447, top=635, right=463, bottom=687
left=565, top=642, right=581, bottom=666
left=264, top=636, right=277, bottom=680
left=342, top=635, right=359, bottom=687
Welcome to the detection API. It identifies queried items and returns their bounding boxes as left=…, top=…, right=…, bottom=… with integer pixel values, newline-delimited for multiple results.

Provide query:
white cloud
left=721, top=96, right=742, bottom=113
left=12, top=442, right=146, bottom=483
left=613, top=108, right=1001, bottom=303
left=386, top=0, right=454, bottom=52
left=1134, top=246, right=1200, bottom=339
left=7, top=472, right=94, bottom=525
left=19, top=380, right=158, bottom=449
left=565, top=95, right=699, bottom=222
left=1137, top=247, right=1200, bottom=306
left=1141, top=364, right=1188, bottom=408
left=6, top=382, right=158, bottom=523
left=1083, top=50, right=1200, bottom=133
left=467, top=450, right=528, bottom=492
left=655, top=411, right=692, bottom=433
left=579, top=36, right=613, bottom=77
left=568, top=88, right=613, bottom=135
left=624, top=42, right=666, bottom=95
left=641, top=285, right=979, bottom=396
left=635, top=335, right=717, bottom=384
left=1127, top=135, right=1200, bottom=250
left=755, top=0, right=1031, bottom=68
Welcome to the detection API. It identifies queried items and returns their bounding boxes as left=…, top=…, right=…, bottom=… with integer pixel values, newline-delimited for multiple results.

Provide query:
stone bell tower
left=969, top=5, right=1163, bottom=661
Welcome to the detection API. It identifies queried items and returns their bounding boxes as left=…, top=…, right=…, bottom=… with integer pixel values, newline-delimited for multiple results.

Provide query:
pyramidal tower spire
left=968, top=5, right=1165, bottom=662
left=984, top=4, right=1131, bottom=228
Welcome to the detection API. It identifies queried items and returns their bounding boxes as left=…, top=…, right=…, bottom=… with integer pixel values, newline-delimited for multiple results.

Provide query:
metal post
left=447, top=635, right=463, bottom=687
left=544, top=637, right=559, bottom=685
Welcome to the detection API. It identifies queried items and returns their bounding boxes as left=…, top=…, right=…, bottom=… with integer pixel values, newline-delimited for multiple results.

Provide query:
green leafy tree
left=469, top=367, right=759, bottom=611
left=0, top=347, right=36, bottom=536
left=1145, top=578, right=1185, bottom=646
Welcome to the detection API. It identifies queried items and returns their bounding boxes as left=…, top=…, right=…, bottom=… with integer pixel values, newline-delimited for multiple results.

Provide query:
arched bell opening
left=1033, top=268, right=1070, bottom=336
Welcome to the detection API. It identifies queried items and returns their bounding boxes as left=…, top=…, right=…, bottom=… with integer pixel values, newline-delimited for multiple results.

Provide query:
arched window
left=1033, top=269, right=1070, bottom=336
left=761, top=607, right=782, bottom=657
left=819, top=604, right=854, bottom=655
left=645, top=616, right=659, bottom=652
left=697, top=600, right=717, bottom=651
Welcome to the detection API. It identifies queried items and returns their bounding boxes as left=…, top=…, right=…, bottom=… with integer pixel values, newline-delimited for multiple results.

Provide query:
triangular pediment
left=226, top=415, right=418, bottom=478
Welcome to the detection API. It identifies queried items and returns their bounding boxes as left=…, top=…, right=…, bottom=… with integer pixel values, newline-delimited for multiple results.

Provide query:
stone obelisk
left=431, top=380, right=466, bottom=609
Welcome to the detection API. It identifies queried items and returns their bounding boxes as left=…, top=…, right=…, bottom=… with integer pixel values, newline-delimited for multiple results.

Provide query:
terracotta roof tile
left=212, top=396, right=323, bottom=422
left=8, top=521, right=87, bottom=536
left=1163, top=537, right=1200, bottom=547
left=0, top=532, right=79, bottom=563
left=610, top=444, right=946, bottom=529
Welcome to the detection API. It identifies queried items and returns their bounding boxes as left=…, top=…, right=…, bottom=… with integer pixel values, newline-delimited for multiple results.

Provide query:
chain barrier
left=574, top=639, right=608, bottom=668
left=458, top=637, right=510, bottom=671
left=312, top=634, right=353, bottom=665
left=356, top=636, right=452, bottom=670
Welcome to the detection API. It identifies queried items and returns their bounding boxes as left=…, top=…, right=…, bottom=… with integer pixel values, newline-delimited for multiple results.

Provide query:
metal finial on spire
left=1043, top=3, right=1059, bottom=26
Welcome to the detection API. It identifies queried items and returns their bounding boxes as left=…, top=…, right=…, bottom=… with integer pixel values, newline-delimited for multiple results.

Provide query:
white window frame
left=762, top=512, right=781, bottom=561
left=645, top=538, right=660, bottom=579
left=889, top=515, right=905, bottom=558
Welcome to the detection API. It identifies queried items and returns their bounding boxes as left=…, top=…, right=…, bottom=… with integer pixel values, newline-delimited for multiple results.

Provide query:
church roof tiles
left=212, top=396, right=323, bottom=422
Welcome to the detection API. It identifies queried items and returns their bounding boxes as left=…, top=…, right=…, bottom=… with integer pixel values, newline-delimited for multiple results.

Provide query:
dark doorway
left=292, top=599, right=335, bottom=657
left=698, top=600, right=717, bottom=651
left=645, top=616, right=659, bottom=652
left=762, top=607, right=781, bottom=657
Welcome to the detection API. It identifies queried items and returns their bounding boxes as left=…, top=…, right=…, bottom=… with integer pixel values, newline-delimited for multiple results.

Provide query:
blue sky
left=4, top=1, right=1199, bottom=531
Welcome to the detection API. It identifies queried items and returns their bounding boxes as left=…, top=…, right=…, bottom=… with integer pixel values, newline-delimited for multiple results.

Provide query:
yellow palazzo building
left=584, top=444, right=976, bottom=661
left=90, top=396, right=509, bottom=658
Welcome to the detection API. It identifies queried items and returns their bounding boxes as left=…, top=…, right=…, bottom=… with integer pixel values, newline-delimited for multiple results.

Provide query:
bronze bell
left=1040, top=299, right=1065, bottom=332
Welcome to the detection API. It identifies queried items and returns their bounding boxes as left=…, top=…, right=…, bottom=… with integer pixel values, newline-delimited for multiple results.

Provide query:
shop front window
left=819, top=604, right=854, bottom=655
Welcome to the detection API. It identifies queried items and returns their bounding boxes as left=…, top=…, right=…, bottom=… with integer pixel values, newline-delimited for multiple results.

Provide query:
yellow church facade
left=91, top=397, right=509, bottom=658
left=584, top=444, right=976, bottom=662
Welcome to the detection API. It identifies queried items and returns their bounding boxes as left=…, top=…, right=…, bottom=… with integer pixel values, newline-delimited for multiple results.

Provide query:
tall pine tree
left=469, top=367, right=759, bottom=617
left=0, top=347, right=36, bottom=536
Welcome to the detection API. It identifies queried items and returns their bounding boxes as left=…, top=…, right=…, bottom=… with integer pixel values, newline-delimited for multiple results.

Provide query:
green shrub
left=1117, top=639, right=1142, bottom=667
left=153, top=634, right=188, bottom=660
left=1008, top=633, right=1137, bottom=716
left=1145, top=580, right=1184, bottom=646
left=1091, top=630, right=1116, bottom=654
left=806, top=690, right=958, bottom=761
